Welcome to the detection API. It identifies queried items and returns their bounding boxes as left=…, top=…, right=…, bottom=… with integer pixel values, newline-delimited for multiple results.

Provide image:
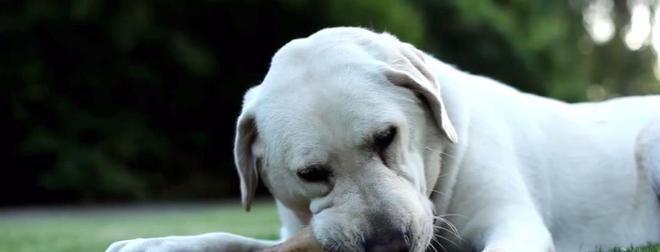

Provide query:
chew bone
left=257, top=227, right=322, bottom=252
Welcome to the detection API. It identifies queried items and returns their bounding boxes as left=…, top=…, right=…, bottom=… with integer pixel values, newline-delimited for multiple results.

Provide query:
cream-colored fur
left=107, top=27, right=660, bottom=252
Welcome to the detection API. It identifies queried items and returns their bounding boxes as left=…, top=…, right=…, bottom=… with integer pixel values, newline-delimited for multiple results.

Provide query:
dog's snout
left=363, top=229, right=410, bottom=252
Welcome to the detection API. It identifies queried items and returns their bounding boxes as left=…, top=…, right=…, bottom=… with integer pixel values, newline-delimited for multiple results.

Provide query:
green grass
left=0, top=202, right=658, bottom=252
left=0, top=202, right=280, bottom=252
left=596, top=245, right=660, bottom=252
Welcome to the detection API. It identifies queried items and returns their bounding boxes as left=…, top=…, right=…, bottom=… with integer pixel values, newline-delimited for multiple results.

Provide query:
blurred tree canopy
left=2, top=0, right=658, bottom=205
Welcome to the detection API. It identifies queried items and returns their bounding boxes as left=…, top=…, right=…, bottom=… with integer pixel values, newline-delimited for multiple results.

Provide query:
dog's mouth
left=314, top=221, right=433, bottom=252
left=308, top=183, right=436, bottom=252
left=319, top=235, right=429, bottom=252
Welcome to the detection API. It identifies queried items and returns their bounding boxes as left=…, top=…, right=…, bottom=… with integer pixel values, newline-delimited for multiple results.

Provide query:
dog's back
left=575, top=96, right=660, bottom=197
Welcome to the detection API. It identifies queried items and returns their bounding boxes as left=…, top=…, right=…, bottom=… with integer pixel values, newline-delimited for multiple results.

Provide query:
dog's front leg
left=468, top=206, right=555, bottom=252
left=106, top=202, right=304, bottom=252
left=106, top=232, right=278, bottom=252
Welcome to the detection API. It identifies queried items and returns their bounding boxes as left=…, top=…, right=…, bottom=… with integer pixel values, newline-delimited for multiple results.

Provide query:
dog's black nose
left=363, top=229, right=410, bottom=252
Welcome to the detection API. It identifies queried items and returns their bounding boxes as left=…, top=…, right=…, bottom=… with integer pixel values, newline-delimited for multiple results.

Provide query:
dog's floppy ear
left=384, top=42, right=458, bottom=143
left=234, top=87, right=262, bottom=211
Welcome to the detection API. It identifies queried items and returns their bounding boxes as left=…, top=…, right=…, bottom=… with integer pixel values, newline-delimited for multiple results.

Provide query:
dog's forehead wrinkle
left=260, top=126, right=329, bottom=170
left=256, top=83, right=403, bottom=143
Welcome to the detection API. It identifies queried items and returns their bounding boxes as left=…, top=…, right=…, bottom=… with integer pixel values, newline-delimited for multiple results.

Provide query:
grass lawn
left=600, top=246, right=660, bottom=252
left=0, top=201, right=280, bottom=252
left=0, top=201, right=658, bottom=252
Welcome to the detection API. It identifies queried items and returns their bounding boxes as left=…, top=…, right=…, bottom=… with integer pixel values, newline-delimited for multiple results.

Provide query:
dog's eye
left=296, top=165, right=331, bottom=183
left=374, top=126, right=397, bottom=153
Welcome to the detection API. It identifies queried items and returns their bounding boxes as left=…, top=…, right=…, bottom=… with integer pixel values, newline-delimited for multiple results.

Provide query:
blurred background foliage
left=2, top=0, right=659, bottom=206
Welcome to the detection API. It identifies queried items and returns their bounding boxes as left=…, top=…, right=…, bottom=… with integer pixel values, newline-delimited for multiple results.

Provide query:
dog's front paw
left=105, top=232, right=276, bottom=252
left=105, top=237, right=185, bottom=252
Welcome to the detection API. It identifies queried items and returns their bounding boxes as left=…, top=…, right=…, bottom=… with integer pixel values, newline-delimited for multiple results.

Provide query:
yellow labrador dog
left=107, top=27, right=660, bottom=252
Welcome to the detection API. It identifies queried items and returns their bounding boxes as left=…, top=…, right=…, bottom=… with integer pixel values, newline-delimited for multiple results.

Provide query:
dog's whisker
left=432, top=218, right=462, bottom=242
left=435, top=227, right=462, bottom=244
left=432, top=213, right=467, bottom=237
left=433, top=225, right=461, bottom=240
left=433, top=232, right=460, bottom=248
left=427, top=239, right=440, bottom=252
left=433, top=217, right=460, bottom=238
left=446, top=222, right=460, bottom=238
left=431, top=236, right=449, bottom=252
left=429, top=234, right=439, bottom=252
left=434, top=213, right=467, bottom=219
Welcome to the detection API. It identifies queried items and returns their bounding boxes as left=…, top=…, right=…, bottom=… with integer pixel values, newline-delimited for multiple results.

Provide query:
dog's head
left=234, top=27, right=457, bottom=252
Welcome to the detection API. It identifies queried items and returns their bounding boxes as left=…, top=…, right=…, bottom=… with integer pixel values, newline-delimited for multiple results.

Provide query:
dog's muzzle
left=363, top=228, right=411, bottom=252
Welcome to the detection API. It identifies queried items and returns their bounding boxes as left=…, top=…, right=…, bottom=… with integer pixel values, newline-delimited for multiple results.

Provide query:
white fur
left=107, top=27, right=660, bottom=252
